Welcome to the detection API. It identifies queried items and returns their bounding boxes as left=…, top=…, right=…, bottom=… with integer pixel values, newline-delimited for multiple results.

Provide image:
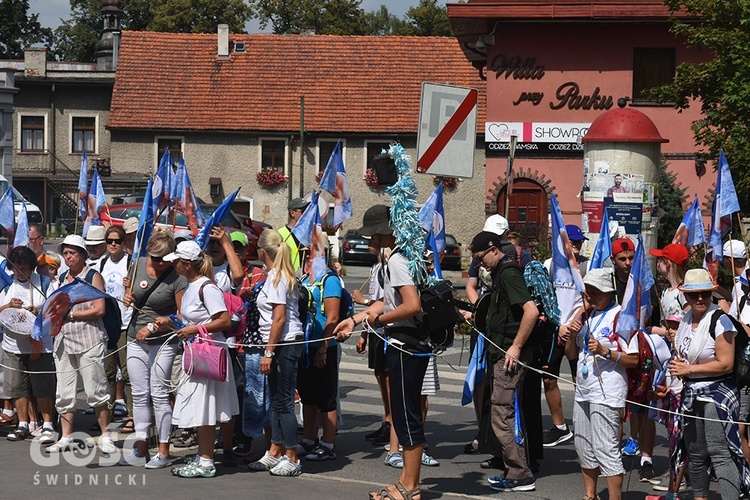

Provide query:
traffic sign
left=416, top=82, right=478, bottom=178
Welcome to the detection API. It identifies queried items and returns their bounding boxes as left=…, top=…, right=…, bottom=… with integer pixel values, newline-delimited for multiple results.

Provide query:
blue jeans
left=269, top=343, right=303, bottom=449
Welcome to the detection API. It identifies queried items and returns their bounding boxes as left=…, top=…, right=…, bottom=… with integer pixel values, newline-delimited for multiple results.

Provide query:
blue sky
left=29, top=0, right=450, bottom=32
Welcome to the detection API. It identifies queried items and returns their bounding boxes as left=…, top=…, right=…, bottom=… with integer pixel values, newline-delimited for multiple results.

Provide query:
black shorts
left=387, top=342, right=430, bottom=447
left=542, top=343, right=577, bottom=380
left=297, top=345, right=339, bottom=412
left=368, top=331, right=388, bottom=373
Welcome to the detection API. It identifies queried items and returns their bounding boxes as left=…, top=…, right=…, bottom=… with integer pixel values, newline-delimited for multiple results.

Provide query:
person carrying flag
left=277, top=198, right=309, bottom=272
left=469, top=230, right=539, bottom=492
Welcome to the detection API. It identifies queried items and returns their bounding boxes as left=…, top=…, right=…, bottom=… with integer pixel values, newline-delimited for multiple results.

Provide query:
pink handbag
left=183, top=325, right=228, bottom=382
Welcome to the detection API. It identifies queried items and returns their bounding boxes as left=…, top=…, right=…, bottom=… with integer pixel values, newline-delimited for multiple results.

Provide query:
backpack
left=709, top=309, right=750, bottom=390
left=198, top=281, right=247, bottom=338
left=60, top=269, right=122, bottom=350
left=242, top=279, right=266, bottom=348
left=607, top=312, right=655, bottom=406
left=98, top=254, right=132, bottom=274
left=312, top=271, right=354, bottom=322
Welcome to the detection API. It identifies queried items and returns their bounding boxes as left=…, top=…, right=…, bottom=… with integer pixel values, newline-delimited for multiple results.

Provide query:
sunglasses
left=150, top=255, right=164, bottom=262
left=685, top=290, right=712, bottom=300
left=106, top=238, right=123, bottom=245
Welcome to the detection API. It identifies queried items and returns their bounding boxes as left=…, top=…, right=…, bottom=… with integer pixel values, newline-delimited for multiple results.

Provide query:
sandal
left=119, top=419, right=135, bottom=433
left=0, top=413, right=18, bottom=427
left=368, top=481, right=421, bottom=500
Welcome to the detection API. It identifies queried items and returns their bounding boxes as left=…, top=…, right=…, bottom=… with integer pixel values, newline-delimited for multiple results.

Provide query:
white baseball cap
left=723, top=240, right=747, bottom=259
left=162, top=240, right=202, bottom=262
left=483, top=214, right=509, bottom=236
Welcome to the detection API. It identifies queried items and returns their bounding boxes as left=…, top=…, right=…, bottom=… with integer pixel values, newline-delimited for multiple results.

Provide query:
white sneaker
left=99, top=438, right=117, bottom=455
left=145, top=453, right=172, bottom=469
left=384, top=451, right=404, bottom=468
left=269, top=456, right=302, bottom=477
left=248, top=451, right=281, bottom=471
left=119, top=448, right=148, bottom=466
left=45, top=439, right=74, bottom=453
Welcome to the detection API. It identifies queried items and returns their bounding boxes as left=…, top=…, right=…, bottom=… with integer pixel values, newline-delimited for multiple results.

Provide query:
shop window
left=261, top=139, right=286, bottom=173
left=633, top=48, right=676, bottom=103
left=72, top=116, right=96, bottom=153
left=21, top=116, right=45, bottom=152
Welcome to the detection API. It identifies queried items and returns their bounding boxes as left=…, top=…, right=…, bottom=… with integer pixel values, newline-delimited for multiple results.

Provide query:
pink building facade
left=448, top=1, right=711, bottom=238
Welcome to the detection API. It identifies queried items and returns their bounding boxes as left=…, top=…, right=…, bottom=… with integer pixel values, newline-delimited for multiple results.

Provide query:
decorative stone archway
left=485, top=167, right=556, bottom=216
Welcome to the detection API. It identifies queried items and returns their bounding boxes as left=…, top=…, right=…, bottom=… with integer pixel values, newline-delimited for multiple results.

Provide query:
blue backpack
left=60, top=269, right=122, bottom=350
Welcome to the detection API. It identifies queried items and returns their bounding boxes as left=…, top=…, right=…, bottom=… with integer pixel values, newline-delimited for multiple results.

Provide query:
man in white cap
left=85, top=226, right=108, bottom=268
left=721, top=240, right=749, bottom=318
left=122, top=217, right=139, bottom=254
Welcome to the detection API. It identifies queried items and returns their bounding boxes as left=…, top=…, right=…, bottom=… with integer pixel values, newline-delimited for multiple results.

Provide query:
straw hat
left=678, top=268, right=718, bottom=292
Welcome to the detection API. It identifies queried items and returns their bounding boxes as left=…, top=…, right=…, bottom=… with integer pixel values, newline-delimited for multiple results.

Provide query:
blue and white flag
left=426, top=230, right=443, bottom=280
left=718, top=150, right=740, bottom=221
left=0, top=187, right=15, bottom=248
left=153, top=148, right=173, bottom=216
left=32, top=278, right=112, bottom=341
left=318, top=141, right=352, bottom=226
left=14, top=200, right=29, bottom=248
left=195, top=187, right=241, bottom=251
left=82, top=169, right=106, bottom=238
left=419, top=183, right=446, bottom=253
left=77, top=149, right=88, bottom=222
left=616, top=235, right=654, bottom=341
left=292, top=191, right=327, bottom=278
left=672, top=196, right=706, bottom=247
left=133, top=177, right=155, bottom=262
left=589, top=208, right=611, bottom=270
left=550, top=195, right=585, bottom=324
left=461, top=334, right=486, bottom=406
left=171, top=156, right=206, bottom=234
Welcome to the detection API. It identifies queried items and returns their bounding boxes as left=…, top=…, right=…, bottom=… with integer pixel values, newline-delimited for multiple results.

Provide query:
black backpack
left=709, top=309, right=750, bottom=389
left=60, top=269, right=122, bottom=350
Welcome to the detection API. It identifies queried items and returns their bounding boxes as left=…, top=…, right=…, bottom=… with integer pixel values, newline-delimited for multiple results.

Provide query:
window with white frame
left=72, top=116, right=96, bottom=153
left=261, top=139, right=286, bottom=173
left=317, top=140, right=340, bottom=173
left=20, top=115, right=45, bottom=152
left=156, top=137, right=183, bottom=170
left=365, top=141, right=391, bottom=174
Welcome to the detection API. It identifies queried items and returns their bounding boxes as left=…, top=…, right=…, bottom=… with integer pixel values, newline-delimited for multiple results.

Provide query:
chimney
left=24, top=48, right=47, bottom=77
left=218, top=24, right=230, bottom=58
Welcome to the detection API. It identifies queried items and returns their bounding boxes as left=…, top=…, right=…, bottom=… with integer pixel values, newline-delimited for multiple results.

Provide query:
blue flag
left=426, top=231, right=443, bottom=280
left=133, top=177, right=155, bottom=262
left=0, top=187, right=15, bottom=248
left=14, top=200, right=29, bottom=248
left=672, top=196, right=705, bottom=247
left=616, top=235, right=655, bottom=341
left=32, top=278, right=112, bottom=341
left=153, top=148, right=173, bottom=216
left=589, top=208, right=611, bottom=270
left=292, top=191, right=320, bottom=248
left=319, top=141, right=352, bottom=226
left=550, top=195, right=585, bottom=324
left=77, top=149, right=88, bottom=221
left=195, top=187, right=241, bottom=251
left=292, top=192, right=327, bottom=278
left=461, top=332, right=486, bottom=406
left=171, top=156, right=206, bottom=234
left=718, top=150, right=740, bottom=219
left=82, top=169, right=106, bottom=238
left=419, top=183, right=446, bottom=253
left=0, top=265, right=11, bottom=291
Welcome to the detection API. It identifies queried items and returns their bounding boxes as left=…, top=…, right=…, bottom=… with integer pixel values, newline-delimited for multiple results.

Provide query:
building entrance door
left=496, top=178, right=547, bottom=227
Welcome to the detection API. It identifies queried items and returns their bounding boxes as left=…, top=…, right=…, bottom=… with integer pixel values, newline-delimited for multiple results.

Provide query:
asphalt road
left=1, top=241, right=715, bottom=498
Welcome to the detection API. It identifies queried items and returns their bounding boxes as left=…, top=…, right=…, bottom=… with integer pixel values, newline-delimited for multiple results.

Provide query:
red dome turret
left=583, top=108, right=668, bottom=143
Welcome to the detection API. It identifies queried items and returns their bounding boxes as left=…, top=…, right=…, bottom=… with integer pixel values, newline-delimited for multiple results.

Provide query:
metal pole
left=299, top=95, right=305, bottom=198
left=504, top=134, right=517, bottom=219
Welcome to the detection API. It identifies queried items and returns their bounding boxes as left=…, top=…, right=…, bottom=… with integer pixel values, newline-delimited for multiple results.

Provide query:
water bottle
left=230, top=302, right=250, bottom=335
left=169, top=314, right=185, bottom=330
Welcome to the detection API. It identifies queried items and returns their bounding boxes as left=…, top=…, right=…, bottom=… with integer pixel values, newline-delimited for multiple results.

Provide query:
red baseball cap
left=611, top=238, right=635, bottom=255
left=649, top=243, right=689, bottom=266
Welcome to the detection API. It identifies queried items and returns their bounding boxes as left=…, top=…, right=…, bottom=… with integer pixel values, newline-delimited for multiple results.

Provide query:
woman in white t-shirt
left=670, top=269, right=746, bottom=500
left=247, top=229, right=304, bottom=477
left=165, top=241, right=238, bottom=479
left=565, top=268, right=639, bottom=500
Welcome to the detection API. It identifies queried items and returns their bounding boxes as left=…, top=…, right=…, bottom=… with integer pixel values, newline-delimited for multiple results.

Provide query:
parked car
left=440, top=234, right=462, bottom=270
left=339, top=230, right=377, bottom=266
left=0, top=175, right=43, bottom=225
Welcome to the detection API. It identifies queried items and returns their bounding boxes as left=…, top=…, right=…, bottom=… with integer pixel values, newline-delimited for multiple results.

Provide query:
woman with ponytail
left=248, top=229, right=305, bottom=477
left=165, top=241, right=239, bottom=478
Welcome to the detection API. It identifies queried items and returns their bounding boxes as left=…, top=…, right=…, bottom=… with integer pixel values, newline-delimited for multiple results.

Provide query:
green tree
left=52, top=0, right=100, bottom=62
left=657, top=160, right=688, bottom=247
left=250, top=0, right=366, bottom=35
left=396, top=0, right=453, bottom=37
left=362, top=5, right=404, bottom=35
left=0, top=0, right=53, bottom=59
left=656, top=1, right=750, bottom=207
left=148, top=0, right=250, bottom=34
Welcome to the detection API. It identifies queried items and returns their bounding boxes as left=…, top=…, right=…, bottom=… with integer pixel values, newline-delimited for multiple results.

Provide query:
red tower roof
left=583, top=107, right=668, bottom=143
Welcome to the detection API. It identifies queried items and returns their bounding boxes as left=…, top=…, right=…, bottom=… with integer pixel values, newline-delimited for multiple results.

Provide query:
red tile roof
left=109, top=31, right=486, bottom=134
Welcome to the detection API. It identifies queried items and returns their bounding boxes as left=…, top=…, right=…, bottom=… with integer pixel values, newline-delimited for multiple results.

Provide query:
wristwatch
left=264, top=350, right=275, bottom=358
left=146, top=323, right=157, bottom=333
left=604, top=349, right=612, bottom=360
left=374, top=315, right=384, bottom=329
left=364, top=298, right=372, bottom=306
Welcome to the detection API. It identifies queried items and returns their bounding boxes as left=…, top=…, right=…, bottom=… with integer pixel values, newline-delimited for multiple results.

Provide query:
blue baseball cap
left=566, top=224, right=588, bottom=241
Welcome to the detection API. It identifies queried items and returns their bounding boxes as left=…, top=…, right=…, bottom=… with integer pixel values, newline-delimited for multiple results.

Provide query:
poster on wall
left=581, top=163, right=645, bottom=235
left=604, top=198, right=643, bottom=234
